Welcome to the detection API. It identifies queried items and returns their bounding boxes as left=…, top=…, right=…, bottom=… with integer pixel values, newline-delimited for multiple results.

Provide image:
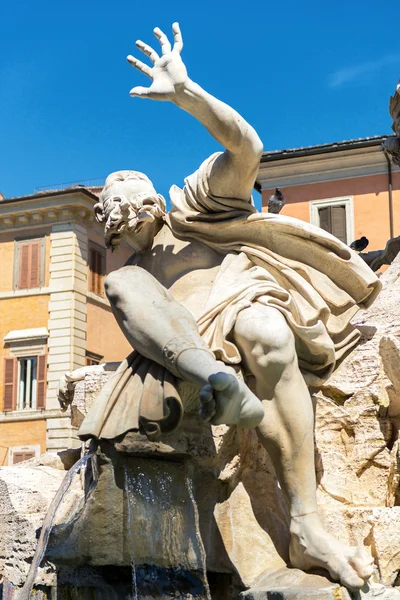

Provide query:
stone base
left=240, top=568, right=400, bottom=600
left=2, top=566, right=212, bottom=600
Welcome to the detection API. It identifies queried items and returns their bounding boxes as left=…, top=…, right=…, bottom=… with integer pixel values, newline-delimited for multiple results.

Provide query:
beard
left=103, top=196, right=159, bottom=252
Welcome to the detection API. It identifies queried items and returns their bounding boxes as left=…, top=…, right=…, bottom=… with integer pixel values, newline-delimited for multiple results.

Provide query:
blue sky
left=0, top=0, right=398, bottom=207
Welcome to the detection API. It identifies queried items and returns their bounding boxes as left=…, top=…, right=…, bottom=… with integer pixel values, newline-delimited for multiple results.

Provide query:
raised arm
left=127, top=23, right=263, bottom=201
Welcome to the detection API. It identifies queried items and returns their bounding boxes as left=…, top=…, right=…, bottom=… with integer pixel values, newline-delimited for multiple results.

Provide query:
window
left=310, top=197, right=354, bottom=245
left=85, top=351, right=103, bottom=366
left=14, top=238, right=45, bottom=290
left=88, top=243, right=106, bottom=295
left=12, top=451, right=35, bottom=464
left=8, top=444, right=40, bottom=465
left=17, top=357, right=37, bottom=410
left=3, top=355, right=46, bottom=412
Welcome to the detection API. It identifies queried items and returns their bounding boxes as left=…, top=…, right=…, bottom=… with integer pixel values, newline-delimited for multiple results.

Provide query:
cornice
left=0, top=193, right=101, bottom=233
left=0, top=408, right=66, bottom=423
left=257, top=144, right=399, bottom=190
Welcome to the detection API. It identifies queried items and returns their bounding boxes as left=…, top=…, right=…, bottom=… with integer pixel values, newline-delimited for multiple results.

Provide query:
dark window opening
left=318, top=205, right=347, bottom=243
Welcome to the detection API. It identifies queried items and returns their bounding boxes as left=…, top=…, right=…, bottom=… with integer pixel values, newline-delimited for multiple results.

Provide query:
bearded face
left=95, top=173, right=166, bottom=252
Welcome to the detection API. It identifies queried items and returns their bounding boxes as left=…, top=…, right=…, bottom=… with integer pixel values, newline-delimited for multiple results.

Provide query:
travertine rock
left=213, top=255, right=400, bottom=593
left=0, top=463, right=83, bottom=588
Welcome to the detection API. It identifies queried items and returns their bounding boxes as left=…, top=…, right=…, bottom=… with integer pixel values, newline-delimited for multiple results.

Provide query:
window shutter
left=36, top=354, right=47, bottom=409
left=89, top=245, right=105, bottom=295
left=29, top=242, right=41, bottom=288
left=94, top=250, right=100, bottom=295
left=3, top=358, right=17, bottom=411
left=318, top=207, right=331, bottom=233
left=330, top=205, right=347, bottom=243
left=318, top=206, right=347, bottom=244
left=98, top=251, right=104, bottom=295
left=18, top=245, right=30, bottom=289
left=13, top=452, right=35, bottom=464
left=89, top=247, right=96, bottom=292
left=18, top=241, right=42, bottom=289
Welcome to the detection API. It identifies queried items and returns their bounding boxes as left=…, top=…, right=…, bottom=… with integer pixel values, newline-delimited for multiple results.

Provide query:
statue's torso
left=133, top=224, right=226, bottom=320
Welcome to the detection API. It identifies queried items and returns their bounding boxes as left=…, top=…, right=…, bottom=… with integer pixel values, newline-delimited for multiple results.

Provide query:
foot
left=199, top=371, right=264, bottom=428
left=289, top=512, right=374, bottom=590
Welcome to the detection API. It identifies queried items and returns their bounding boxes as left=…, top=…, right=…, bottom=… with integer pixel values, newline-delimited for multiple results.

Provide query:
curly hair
left=94, top=170, right=166, bottom=251
left=100, top=170, right=155, bottom=203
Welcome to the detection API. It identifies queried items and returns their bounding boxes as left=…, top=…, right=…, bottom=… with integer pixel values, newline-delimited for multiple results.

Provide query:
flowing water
left=185, top=467, right=212, bottom=600
left=124, top=463, right=139, bottom=600
left=18, top=450, right=94, bottom=600
left=124, top=459, right=211, bottom=600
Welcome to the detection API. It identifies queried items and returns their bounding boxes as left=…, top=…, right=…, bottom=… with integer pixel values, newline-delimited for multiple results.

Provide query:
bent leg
left=105, top=266, right=264, bottom=427
left=234, top=304, right=373, bottom=589
left=234, top=304, right=317, bottom=516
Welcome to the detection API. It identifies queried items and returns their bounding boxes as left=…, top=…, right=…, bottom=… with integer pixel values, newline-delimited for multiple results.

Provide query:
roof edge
left=0, top=188, right=99, bottom=205
left=261, top=135, right=392, bottom=163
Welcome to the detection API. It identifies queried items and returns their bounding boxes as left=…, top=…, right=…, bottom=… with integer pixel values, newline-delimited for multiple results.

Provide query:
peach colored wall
left=0, top=419, right=46, bottom=465
left=0, top=296, right=49, bottom=409
left=86, top=232, right=133, bottom=362
left=86, top=300, right=131, bottom=362
left=262, top=172, right=400, bottom=252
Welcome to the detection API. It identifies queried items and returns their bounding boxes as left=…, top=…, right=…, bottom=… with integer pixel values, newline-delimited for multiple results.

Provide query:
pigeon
left=350, top=236, right=369, bottom=252
left=268, top=188, right=285, bottom=214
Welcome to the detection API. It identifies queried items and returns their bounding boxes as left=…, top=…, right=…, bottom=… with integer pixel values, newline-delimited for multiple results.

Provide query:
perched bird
left=268, top=188, right=285, bottom=214
left=350, top=236, right=369, bottom=252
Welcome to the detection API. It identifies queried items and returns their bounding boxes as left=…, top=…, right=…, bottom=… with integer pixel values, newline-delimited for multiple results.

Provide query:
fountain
left=2, top=23, right=400, bottom=600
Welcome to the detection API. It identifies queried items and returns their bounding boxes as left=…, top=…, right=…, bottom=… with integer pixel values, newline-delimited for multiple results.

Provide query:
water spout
left=18, top=449, right=95, bottom=600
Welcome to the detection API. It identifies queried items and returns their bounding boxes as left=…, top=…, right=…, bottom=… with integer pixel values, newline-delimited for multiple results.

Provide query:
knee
left=105, top=266, right=170, bottom=310
left=235, top=309, right=296, bottom=376
left=253, top=323, right=296, bottom=373
left=104, top=266, right=144, bottom=303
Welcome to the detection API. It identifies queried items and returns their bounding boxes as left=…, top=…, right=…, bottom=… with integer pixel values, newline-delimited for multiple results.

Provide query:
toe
left=199, top=384, right=216, bottom=421
left=208, top=372, right=237, bottom=392
left=200, top=384, right=214, bottom=404
left=199, top=404, right=216, bottom=421
left=350, top=548, right=374, bottom=580
left=335, top=562, right=365, bottom=590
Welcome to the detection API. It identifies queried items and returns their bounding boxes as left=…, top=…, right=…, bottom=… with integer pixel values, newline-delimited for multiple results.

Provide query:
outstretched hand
left=127, top=23, right=188, bottom=101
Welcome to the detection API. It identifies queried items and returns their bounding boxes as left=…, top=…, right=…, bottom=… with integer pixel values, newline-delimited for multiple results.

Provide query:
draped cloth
left=78, top=152, right=381, bottom=441
left=169, top=152, right=381, bottom=384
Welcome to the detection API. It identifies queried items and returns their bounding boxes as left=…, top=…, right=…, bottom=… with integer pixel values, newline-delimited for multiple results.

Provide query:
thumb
left=129, top=86, right=152, bottom=98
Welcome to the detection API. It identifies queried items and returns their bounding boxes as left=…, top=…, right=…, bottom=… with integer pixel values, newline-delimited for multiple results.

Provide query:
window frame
left=309, top=196, right=354, bottom=245
left=3, top=354, right=47, bottom=412
left=85, top=351, right=103, bottom=366
left=13, top=237, right=46, bottom=290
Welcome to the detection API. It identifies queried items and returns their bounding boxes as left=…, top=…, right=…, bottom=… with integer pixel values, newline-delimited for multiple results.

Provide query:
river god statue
left=79, top=23, right=382, bottom=590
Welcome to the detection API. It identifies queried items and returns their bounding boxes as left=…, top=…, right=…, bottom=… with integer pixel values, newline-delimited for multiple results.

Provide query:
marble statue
left=79, top=24, right=383, bottom=590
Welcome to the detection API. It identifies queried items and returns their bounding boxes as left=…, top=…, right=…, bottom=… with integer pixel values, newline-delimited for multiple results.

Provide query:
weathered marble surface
left=64, top=254, right=400, bottom=596
left=2, top=257, right=400, bottom=597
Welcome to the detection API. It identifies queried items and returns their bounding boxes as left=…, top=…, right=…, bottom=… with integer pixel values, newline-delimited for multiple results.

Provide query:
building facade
left=0, top=187, right=131, bottom=465
left=257, top=136, right=400, bottom=252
